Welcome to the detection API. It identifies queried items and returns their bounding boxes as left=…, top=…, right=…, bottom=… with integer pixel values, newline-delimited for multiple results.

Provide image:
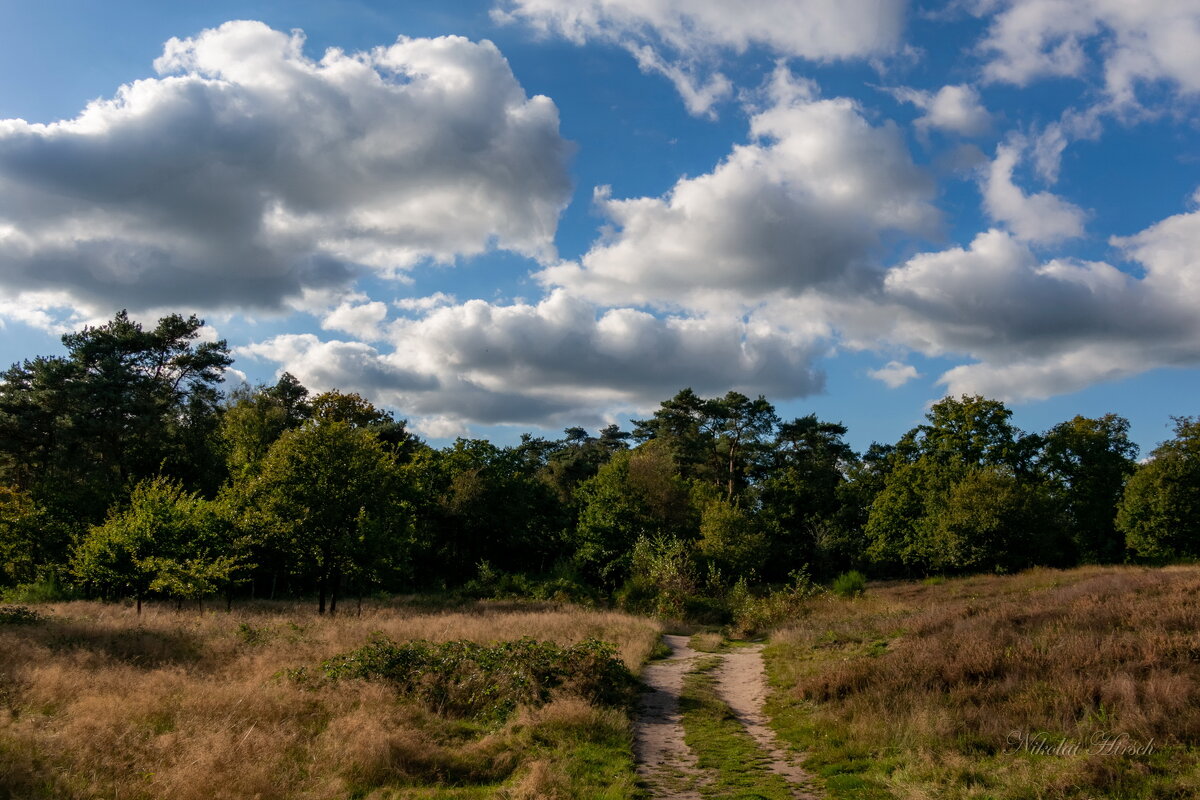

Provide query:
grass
left=763, top=565, right=1200, bottom=799
left=0, top=598, right=661, bottom=799
left=680, top=656, right=797, bottom=799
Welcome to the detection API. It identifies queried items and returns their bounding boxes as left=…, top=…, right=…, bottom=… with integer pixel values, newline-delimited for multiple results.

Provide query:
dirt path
left=633, top=634, right=711, bottom=799
left=713, top=645, right=819, bottom=799
left=634, top=635, right=819, bottom=799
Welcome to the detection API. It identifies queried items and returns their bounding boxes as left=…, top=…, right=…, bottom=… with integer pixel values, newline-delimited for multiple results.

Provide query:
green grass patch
left=680, top=656, right=798, bottom=799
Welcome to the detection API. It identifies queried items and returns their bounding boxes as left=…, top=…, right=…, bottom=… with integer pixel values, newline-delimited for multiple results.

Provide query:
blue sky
left=1, top=1, right=1199, bottom=454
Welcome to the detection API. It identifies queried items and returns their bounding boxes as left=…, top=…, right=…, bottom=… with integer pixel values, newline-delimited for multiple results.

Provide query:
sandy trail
left=633, top=634, right=710, bottom=799
left=713, top=645, right=819, bottom=798
left=634, top=635, right=819, bottom=799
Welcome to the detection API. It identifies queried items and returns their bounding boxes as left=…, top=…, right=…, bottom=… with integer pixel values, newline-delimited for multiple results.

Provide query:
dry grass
left=0, top=599, right=660, bottom=799
left=765, top=566, right=1200, bottom=799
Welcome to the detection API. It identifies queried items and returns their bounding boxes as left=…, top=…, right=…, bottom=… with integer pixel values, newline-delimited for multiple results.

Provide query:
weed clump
left=322, top=635, right=638, bottom=720
left=832, top=570, right=867, bottom=598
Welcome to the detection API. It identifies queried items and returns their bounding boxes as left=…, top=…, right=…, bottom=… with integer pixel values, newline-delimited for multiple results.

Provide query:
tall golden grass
left=0, top=599, right=660, bottom=799
left=767, top=566, right=1200, bottom=799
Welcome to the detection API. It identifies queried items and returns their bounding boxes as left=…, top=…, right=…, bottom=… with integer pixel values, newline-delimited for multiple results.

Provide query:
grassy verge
left=0, top=599, right=661, bottom=800
left=762, top=566, right=1200, bottom=800
left=680, top=656, right=796, bottom=799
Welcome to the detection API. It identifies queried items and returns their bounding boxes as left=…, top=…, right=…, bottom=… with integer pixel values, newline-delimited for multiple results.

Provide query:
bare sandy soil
left=633, top=634, right=818, bottom=799
left=633, top=634, right=712, bottom=799
left=714, top=645, right=819, bottom=798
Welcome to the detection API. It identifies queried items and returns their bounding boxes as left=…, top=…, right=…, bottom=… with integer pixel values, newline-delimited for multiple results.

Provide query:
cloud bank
left=0, top=21, right=572, bottom=317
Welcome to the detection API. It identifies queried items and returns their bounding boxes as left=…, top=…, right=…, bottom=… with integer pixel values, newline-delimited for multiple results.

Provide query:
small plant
left=236, top=622, right=270, bottom=645
left=832, top=570, right=867, bottom=598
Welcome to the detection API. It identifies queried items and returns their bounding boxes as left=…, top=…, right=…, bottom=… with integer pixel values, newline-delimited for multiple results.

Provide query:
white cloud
left=0, top=21, right=572, bottom=321
left=494, top=0, right=907, bottom=115
left=321, top=301, right=389, bottom=341
left=242, top=291, right=826, bottom=429
left=539, top=69, right=938, bottom=309
left=872, top=212, right=1200, bottom=400
left=394, top=293, right=458, bottom=313
left=868, top=360, right=921, bottom=388
left=981, top=141, right=1086, bottom=243
left=889, top=83, right=994, bottom=136
left=977, top=1, right=1200, bottom=107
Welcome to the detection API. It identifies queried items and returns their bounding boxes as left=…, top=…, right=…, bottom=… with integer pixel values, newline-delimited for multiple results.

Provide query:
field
left=764, top=565, right=1200, bottom=799
left=0, top=600, right=661, bottom=800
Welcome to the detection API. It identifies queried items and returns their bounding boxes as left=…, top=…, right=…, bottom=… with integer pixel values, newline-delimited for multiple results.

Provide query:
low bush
left=0, top=605, right=42, bottom=625
left=728, top=569, right=823, bottom=638
left=322, top=635, right=638, bottom=721
left=831, top=570, right=867, bottom=598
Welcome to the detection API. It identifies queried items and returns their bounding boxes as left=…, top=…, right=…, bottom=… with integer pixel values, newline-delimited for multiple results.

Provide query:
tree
left=71, top=477, right=237, bottom=613
left=0, top=311, right=231, bottom=521
left=221, top=373, right=312, bottom=480
left=758, top=415, right=854, bottom=578
left=633, top=388, right=779, bottom=500
left=1041, top=414, right=1138, bottom=562
left=252, top=420, right=404, bottom=613
left=0, top=485, right=68, bottom=587
left=572, top=441, right=695, bottom=588
left=1118, top=417, right=1200, bottom=560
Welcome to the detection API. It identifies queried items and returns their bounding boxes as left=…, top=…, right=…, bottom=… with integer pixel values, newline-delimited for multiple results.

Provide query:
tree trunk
left=329, top=567, right=341, bottom=616
left=136, top=592, right=142, bottom=615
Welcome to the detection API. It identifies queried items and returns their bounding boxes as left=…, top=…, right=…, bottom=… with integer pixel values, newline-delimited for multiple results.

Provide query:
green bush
left=728, top=569, right=823, bottom=638
left=322, top=636, right=637, bottom=721
left=832, top=570, right=867, bottom=598
left=2, top=575, right=75, bottom=603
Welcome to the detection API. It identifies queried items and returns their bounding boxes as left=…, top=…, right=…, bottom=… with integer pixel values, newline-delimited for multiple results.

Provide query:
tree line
left=0, top=311, right=1196, bottom=613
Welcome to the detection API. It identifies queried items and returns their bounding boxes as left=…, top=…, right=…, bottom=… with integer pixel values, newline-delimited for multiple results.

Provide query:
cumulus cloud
left=888, top=83, right=994, bottom=136
left=539, top=70, right=938, bottom=309
left=0, top=21, right=572, bottom=320
left=493, top=0, right=907, bottom=115
left=981, top=142, right=1086, bottom=243
left=242, top=291, right=826, bottom=429
left=977, top=0, right=1200, bottom=107
left=873, top=212, right=1200, bottom=400
left=868, top=360, right=921, bottom=388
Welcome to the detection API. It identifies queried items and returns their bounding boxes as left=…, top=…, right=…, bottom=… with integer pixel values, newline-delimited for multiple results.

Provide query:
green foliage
left=695, top=493, right=767, bottom=578
left=322, top=636, right=637, bottom=721
left=572, top=443, right=695, bottom=587
left=1118, top=417, right=1200, bottom=560
left=728, top=568, right=823, bottom=638
left=0, top=485, right=69, bottom=587
left=865, top=397, right=1060, bottom=577
left=1042, top=414, right=1138, bottom=563
left=625, top=535, right=699, bottom=618
left=832, top=570, right=867, bottom=598
left=0, top=311, right=232, bottom=522
left=71, top=476, right=243, bottom=609
left=248, top=417, right=408, bottom=612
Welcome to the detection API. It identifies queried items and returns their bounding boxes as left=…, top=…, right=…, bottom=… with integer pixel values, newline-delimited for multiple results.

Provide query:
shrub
left=321, top=636, right=638, bottom=721
left=728, top=569, right=823, bottom=638
left=0, top=605, right=43, bottom=625
left=832, top=570, right=867, bottom=598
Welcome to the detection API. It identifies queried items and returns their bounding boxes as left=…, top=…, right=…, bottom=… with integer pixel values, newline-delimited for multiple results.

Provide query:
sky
left=1, top=0, right=1200, bottom=455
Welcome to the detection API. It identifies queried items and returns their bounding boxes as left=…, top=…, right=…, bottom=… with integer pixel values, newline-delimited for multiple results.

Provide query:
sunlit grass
left=0, top=599, right=661, bottom=799
left=765, top=565, right=1200, bottom=799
